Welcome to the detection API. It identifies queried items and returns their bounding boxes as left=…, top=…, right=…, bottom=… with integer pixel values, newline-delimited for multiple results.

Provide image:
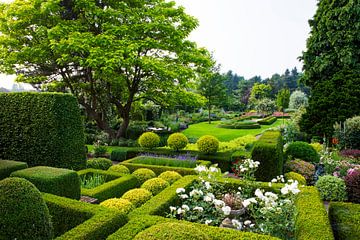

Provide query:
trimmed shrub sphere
left=158, top=171, right=182, bottom=185
left=197, top=135, right=219, bottom=154
left=121, top=188, right=153, bottom=207
left=0, top=177, right=53, bottom=240
left=132, top=168, right=157, bottom=184
left=284, top=159, right=315, bottom=184
left=285, top=141, right=320, bottom=163
left=315, top=175, right=347, bottom=201
left=134, top=222, right=210, bottom=240
left=285, top=171, right=307, bottom=185
left=167, top=133, right=188, bottom=151
left=87, top=158, right=113, bottom=170
left=100, top=198, right=134, bottom=214
left=108, top=164, right=130, bottom=175
left=141, top=177, right=169, bottom=196
left=138, top=132, right=160, bottom=149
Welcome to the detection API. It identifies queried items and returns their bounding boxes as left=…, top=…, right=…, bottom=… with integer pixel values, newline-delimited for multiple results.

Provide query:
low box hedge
left=329, top=202, right=360, bottom=240
left=258, top=116, right=277, bottom=125
left=11, top=166, right=81, bottom=199
left=0, top=160, right=28, bottom=180
left=110, top=149, right=128, bottom=162
left=78, top=168, right=124, bottom=182
left=43, top=193, right=128, bottom=240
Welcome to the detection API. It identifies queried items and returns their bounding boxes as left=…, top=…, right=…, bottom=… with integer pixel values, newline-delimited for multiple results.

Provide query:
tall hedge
left=251, top=131, right=283, bottom=182
left=0, top=92, right=86, bottom=170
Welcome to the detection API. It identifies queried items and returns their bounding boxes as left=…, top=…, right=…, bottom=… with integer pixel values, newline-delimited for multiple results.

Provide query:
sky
left=0, top=0, right=318, bottom=89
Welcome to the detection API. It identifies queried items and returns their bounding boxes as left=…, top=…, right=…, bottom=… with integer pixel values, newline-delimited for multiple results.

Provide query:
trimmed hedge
left=78, top=168, right=124, bottom=182
left=11, top=166, right=81, bottom=199
left=218, top=121, right=261, bottom=129
left=251, top=131, right=284, bottom=181
left=110, top=149, right=128, bottom=162
left=285, top=141, right=320, bottom=163
left=43, top=193, right=128, bottom=239
left=0, top=159, right=28, bottom=180
left=258, top=116, right=277, bottom=125
left=87, top=158, right=113, bottom=170
left=0, top=92, right=86, bottom=170
left=329, top=202, right=360, bottom=240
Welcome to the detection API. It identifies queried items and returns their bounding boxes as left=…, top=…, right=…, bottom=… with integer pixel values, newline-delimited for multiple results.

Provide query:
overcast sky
left=0, top=0, right=318, bottom=89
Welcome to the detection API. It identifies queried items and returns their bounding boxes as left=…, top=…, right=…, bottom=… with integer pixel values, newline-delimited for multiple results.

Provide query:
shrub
left=258, top=116, right=277, bottom=125
left=11, top=166, right=81, bottom=199
left=133, top=222, right=210, bottom=240
left=315, top=175, right=347, bottom=201
left=121, top=188, right=153, bottom=208
left=0, top=92, right=86, bottom=170
left=0, top=177, right=53, bottom=240
left=138, top=132, right=160, bottom=149
left=110, top=149, right=128, bottom=162
left=141, top=177, right=169, bottom=196
left=289, top=90, right=308, bottom=109
left=329, top=202, right=360, bottom=240
left=197, top=135, right=219, bottom=154
left=87, top=158, right=113, bottom=170
left=344, top=169, right=360, bottom=203
left=100, top=198, right=134, bottom=214
left=340, top=149, right=360, bottom=159
left=130, top=155, right=197, bottom=168
left=108, top=165, right=130, bottom=175
left=251, top=131, right=283, bottom=182
left=334, top=116, right=360, bottom=150
left=167, top=133, right=188, bottom=151
left=310, top=142, right=323, bottom=152
left=0, top=160, right=28, bottom=180
left=285, top=171, right=307, bottom=185
left=285, top=159, right=315, bottom=184
left=285, top=141, right=320, bottom=163
left=158, top=171, right=182, bottom=185
left=132, top=168, right=157, bottom=184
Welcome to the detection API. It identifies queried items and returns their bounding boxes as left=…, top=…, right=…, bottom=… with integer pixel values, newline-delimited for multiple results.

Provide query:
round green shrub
left=285, top=171, right=307, bottom=185
left=134, top=222, right=210, bottom=240
left=315, top=175, right=347, bottom=201
left=158, top=171, right=182, bottom=185
left=141, top=177, right=169, bottom=196
left=310, top=142, right=323, bottom=152
left=132, top=168, right=157, bottom=184
left=285, top=141, right=320, bottom=163
left=284, top=159, right=315, bottom=184
left=138, top=132, right=160, bottom=149
left=108, top=164, right=130, bottom=174
left=87, top=158, right=113, bottom=170
left=121, top=188, right=153, bottom=207
left=167, top=133, right=189, bottom=151
left=100, top=198, right=134, bottom=214
left=196, top=135, right=219, bottom=154
left=0, top=177, right=53, bottom=240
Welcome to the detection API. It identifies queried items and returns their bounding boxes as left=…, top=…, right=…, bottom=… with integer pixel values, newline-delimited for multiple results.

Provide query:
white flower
left=255, top=189, right=265, bottom=199
left=213, top=199, right=225, bottom=208
left=182, top=204, right=190, bottom=211
left=177, top=208, right=185, bottom=215
left=250, top=223, right=255, bottom=228
left=205, top=219, right=213, bottom=225
left=204, top=193, right=215, bottom=202
left=193, top=206, right=204, bottom=212
left=264, top=192, right=278, bottom=200
left=222, top=206, right=231, bottom=215
left=238, top=186, right=242, bottom=191
left=176, top=188, right=185, bottom=194
left=281, top=187, right=289, bottom=195
left=180, top=194, right=189, bottom=199
left=244, top=220, right=252, bottom=225
left=195, top=165, right=207, bottom=172
left=268, top=182, right=272, bottom=187
left=189, top=189, right=204, bottom=197
left=242, top=198, right=257, bottom=208
left=204, top=181, right=211, bottom=190
left=232, top=219, right=242, bottom=229
left=169, top=206, right=176, bottom=212
left=271, top=178, right=278, bottom=183
left=209, top=166, right=219, bottom=173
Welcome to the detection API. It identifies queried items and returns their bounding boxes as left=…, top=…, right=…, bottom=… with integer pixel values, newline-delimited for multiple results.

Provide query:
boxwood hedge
left=0, top=160, right=28, bottom=180
left=329, top=202, right=360, bottom=240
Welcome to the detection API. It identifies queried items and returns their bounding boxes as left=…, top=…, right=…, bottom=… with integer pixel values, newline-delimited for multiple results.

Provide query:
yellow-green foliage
left=138, top=132, right=160, bottom=149
left=167, top=133, right=188, bottom=151
left=197, top=135, right=219, bottom=154
left=133, top=222, right=210, bottom=240
left=285, top=171, right=307, bottom=185
left=132, top=168, right=156, bottom=184
left=219, top=135, right=256, bottom=152
left=310, top=142, right=323, bottom=152
left=121, top=188, right=153, bottom=208
left=158, top=171, right=182, bottom=185
left=100, top=198, right=134, bottom=214
left=108, top=165, right=130, bottom=175
left=141, top=177, right=169, bottom=196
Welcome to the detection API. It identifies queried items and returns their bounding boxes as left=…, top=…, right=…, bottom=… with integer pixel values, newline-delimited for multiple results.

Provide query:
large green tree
left=299, top=0, right=360, bottom=138
left=0, top=0, right=213, bottom=138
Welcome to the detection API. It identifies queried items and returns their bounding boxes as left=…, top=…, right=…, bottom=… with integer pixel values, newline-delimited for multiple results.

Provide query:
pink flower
left=333, top=171, right=340, bottom=177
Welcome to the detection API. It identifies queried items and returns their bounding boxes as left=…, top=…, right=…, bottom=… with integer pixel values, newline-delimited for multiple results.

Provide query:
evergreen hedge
left=329, top=202, right=360, bottom=240
left=0, top=160, right=28, bottom=180
left=0, top=92, right=86, bottom=170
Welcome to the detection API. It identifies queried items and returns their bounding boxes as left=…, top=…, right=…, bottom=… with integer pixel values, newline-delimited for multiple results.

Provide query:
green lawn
left=182, top=119, right=287, bottom=142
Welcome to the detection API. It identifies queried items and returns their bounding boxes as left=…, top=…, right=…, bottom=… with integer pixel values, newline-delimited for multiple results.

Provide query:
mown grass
left=182, top=119, right=287, bottom=141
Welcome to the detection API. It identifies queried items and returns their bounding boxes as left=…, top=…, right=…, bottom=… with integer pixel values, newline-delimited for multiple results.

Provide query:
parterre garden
left=1, top=92, right=359, bottom=240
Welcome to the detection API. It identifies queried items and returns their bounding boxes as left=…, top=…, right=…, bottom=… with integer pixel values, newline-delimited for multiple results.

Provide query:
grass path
left=182, top=119, right=287, bottom=142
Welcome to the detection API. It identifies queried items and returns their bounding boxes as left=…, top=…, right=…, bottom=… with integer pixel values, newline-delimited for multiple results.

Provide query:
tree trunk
left=208, top=105, right=211, bottom=124
left=117, top=114, right=130, bottom=139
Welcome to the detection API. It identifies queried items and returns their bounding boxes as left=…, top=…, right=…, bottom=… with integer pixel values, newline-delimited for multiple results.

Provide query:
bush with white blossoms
left=232, top=158, right=260, bottom=181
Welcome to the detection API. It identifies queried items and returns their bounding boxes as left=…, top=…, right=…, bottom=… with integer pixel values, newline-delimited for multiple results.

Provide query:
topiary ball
left=87, top=158, right=113, bottom=170
left=158, top=171, right=182, bottom=185
left=121, top=188, right=153, bottom=207
left=134, top=222, right=210, bottom=240
left=167, top=133, right=189, bottom=151
left=309, top=142, right=323, bottom=153
left=132, top=168, right=157, bottom=184
left=0, top=177, right=53, bottom=240
left=141, top=177, right=169, bottom=196
left=285, top=171, right=307, bottom=185
left=196, top=135, right=219, bottom=154
left=108, top=164, right=130, bottom=175
left=315, top=175, right=347, bottom=201
left=285, top=141, right=320, bottom=163
left=138, top=132, right=160, bottom=149
left=100, top=198, right=134, bottom=214
left=284, top=159, right=315, bottom=184
left=344, top=169, right=360, bottom=203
